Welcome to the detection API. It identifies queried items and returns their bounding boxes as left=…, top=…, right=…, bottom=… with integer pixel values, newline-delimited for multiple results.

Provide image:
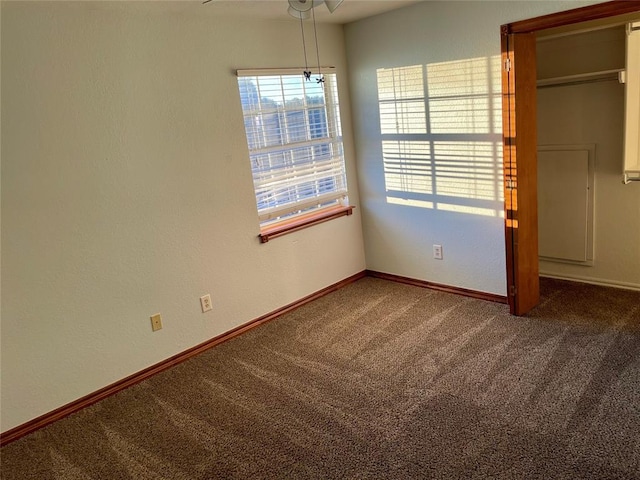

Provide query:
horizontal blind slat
left=253, top=163, right=346, bottom=189
left=257, top=191, right=347, bottom=221
left=248, top=137, right=340, bottom=156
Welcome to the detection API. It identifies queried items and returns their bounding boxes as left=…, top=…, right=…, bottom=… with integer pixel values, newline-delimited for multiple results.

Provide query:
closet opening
left=500, top=1, right=640, bottom=315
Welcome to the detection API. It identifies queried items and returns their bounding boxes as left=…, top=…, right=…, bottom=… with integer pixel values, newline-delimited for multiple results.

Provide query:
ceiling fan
left=198, top=0, right=343, bottom=83
left=287, top=0, right=344, bottom=19
left=201, top=0, right=345, bottom=14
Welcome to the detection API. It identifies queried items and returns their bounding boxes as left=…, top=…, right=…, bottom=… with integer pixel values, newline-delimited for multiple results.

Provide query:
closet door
left=624, top=22, right=640, bottom=183
left=501, top=31, right=539, bottom=316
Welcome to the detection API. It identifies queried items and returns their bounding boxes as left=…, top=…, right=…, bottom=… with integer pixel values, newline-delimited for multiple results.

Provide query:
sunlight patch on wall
left=437, top=203, right=502, bottom=217
left=377, top=65, right=427, bottom=134
left=383, top=140, right=433, bottom=195
left=426, top=57, right=502, bottom=134
left=377, top=56, right=504, bottom=218
left=433, top=141, right=502, bottom=202
left=386, top=196, right=435, bottom=209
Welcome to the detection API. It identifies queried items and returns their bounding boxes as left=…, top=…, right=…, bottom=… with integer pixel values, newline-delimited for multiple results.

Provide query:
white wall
left=537, top=27, right=640, bottom=289
left=1, top=1, right=365, bottom=432
left=344, top=0, right=602, bottom=296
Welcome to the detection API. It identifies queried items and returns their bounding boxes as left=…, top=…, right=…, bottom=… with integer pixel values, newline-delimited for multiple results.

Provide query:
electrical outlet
left=433, top=244, right=443, bottom=260
left=150, top=313, right=162, bottom=332
left=200, top=294, right=212, bottom=313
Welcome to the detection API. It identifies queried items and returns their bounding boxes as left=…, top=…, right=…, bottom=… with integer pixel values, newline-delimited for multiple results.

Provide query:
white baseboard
left=539, top=272, right=640, bottom=292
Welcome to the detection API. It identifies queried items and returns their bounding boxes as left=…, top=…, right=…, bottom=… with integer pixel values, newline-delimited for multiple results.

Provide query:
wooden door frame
left=500, top=0, right=640, bottom=316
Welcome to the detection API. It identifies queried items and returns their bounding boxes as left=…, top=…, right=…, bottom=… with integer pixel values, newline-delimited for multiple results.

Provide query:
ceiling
left=200, top=0, right=424, bottom=24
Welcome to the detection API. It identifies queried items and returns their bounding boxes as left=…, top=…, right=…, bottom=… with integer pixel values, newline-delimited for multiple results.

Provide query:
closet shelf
left=537, top=68, right=624, bottom=88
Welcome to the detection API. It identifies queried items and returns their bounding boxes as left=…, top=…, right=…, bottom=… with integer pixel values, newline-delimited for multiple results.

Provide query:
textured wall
left=344, top=0, right=603, bottom=296
left=1, top=1, right=365, bottom=432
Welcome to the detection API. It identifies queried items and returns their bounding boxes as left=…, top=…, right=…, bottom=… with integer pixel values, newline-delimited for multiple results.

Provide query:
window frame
left=236, top=68, right=352, bottom=242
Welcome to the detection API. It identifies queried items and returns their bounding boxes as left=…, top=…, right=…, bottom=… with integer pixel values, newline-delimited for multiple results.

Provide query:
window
left=237, top=68, right=351, bottom=242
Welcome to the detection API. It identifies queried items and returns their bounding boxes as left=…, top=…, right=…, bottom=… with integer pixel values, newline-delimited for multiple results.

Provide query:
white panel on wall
left=538, top=145, right=595, bottom=264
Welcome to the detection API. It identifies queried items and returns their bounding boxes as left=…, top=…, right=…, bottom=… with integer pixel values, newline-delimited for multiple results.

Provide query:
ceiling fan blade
left=287, top=0, right=342, bottom=19
left=324, top=0, right=343, bottom=13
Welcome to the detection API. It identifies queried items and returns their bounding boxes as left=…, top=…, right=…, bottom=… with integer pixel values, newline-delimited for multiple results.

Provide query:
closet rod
left=537, top=69, right=624, bottom=88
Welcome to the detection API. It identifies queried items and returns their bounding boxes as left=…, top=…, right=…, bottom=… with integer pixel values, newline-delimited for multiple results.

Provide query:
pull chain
left=311, top=5, right=324, bottom=85
left=300, top=15, right=311, bottom=81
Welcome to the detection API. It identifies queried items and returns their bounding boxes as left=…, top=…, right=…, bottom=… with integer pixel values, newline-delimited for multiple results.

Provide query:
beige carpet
left=2, top=277, right=639, bottom=479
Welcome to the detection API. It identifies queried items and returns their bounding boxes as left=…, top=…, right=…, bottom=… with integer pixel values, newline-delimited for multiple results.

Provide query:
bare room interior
left=1, top=0, right=639, bottom=477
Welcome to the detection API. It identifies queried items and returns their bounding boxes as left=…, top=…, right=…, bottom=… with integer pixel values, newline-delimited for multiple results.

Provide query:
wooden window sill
left=259, top=205, right=354, bottom=243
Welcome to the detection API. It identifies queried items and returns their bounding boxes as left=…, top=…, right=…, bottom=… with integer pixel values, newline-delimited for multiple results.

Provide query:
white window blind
left=237, top=69, right=348, bottom=224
